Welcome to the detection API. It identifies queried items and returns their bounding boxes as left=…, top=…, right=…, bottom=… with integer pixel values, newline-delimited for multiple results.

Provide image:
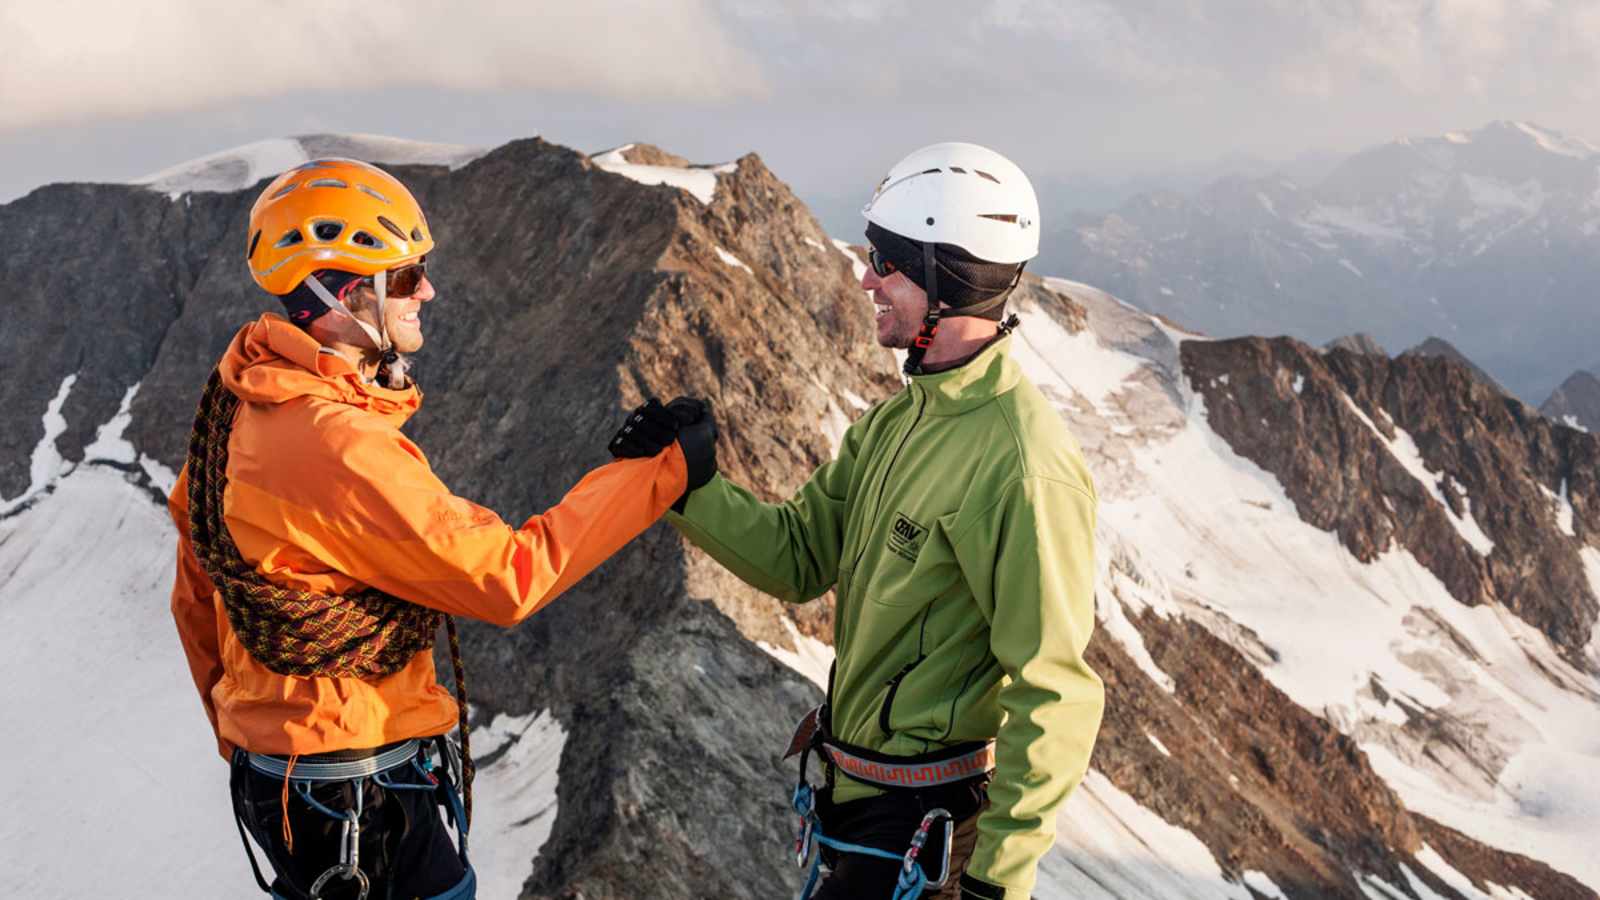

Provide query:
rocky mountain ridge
left=1541, top=370, right=1600, bottom=433
left=2, top=135, right=1597, bottom=899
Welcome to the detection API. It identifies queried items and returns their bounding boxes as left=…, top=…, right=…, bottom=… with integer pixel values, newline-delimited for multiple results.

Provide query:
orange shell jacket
left=169, top=313, right=687, bottom=759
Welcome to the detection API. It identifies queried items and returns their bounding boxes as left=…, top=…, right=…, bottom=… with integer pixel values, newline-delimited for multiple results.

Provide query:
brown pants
left=811, top=777, right=988, bottom=899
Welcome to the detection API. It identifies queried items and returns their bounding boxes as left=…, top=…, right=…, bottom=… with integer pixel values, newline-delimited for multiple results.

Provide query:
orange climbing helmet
left=246, top=159, right=434, bottom=296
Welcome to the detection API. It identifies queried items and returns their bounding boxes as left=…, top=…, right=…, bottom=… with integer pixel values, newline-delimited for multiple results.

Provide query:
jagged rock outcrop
left=1542, top=370, right=1600, bottom=432
left=1403, top=337, right=1505, bottom=395
left=1184, top=336, right=1600, bottom=663
left=1325, top=333, right=1387, bottom=356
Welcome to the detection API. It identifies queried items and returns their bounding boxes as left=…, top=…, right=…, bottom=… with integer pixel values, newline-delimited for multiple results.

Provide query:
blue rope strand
left=792, top=784, right=929, bottom=900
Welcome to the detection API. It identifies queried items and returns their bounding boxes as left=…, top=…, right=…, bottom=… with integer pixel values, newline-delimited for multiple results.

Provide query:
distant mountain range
left=1042, top=121, right=1600, bottom=403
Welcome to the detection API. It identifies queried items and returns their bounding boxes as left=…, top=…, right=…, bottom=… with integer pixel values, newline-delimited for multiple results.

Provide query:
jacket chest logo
left=886, top=512, right=928, bottom=563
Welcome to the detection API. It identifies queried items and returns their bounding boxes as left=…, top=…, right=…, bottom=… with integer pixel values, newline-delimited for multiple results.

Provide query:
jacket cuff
left=960, top=872, right=1027, bottom=899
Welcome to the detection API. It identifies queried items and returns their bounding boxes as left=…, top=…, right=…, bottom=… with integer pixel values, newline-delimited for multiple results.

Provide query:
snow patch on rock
left=471, top=710, right=568, bottom=900
left=713, top=245, right=753, bottom=274
left=1038, top=770, right=1271, bottom=899
left=1, top=372, right=76, bottom=514
left=591, top=144, right=724, bottom=205
left=134, top=133, right=486, bottom=196
left=1339, top=393, right=1496, bottom=555
left=758, top=617, right=834, bottom=690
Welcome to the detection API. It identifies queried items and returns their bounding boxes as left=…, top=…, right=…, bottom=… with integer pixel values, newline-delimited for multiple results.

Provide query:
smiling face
left=346, top=272, right=436, bottom=354
left=860, top=259, right=929, bottom=349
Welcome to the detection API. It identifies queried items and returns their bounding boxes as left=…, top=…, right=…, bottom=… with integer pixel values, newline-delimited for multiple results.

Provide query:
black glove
left=608, top=398, right=679, bottom=459
left=666, top=397, right=717, bottom=511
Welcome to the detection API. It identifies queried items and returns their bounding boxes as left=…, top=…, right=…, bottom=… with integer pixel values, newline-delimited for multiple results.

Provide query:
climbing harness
left=786, top=705, right=992, bottom=899
left=233, top=737, right=472, bottom=900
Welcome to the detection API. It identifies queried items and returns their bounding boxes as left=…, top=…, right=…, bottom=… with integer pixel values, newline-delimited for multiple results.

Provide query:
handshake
left=608, top=397, right=718, bottom=511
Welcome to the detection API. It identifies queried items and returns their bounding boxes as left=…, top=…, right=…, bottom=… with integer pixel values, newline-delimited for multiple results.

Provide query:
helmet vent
left=271, top=183, right=298, bottom=200
left=377, top=216, right=409, bottom=241
left=312, top=221, right=344, bottom=241
left=979, top=213, right=1019, bottom=224
left=921, top=168, right=942, bottom=175
left=357, top=184, right=391, bottom=204
left=949, top=167, right=968, bottom=174
left=275, top=229, right=304, bottom=248
left=411, top=226, right=426, bottom=242
left=351, top=230, right=384, bottom=249
left=247, top=229, right=262, bottom=260
left=975, top=170, right=1001, bottom=184
left=307, top=178, right=349, bottom=189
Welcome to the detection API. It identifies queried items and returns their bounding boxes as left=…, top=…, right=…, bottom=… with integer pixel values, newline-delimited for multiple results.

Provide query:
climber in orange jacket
left=168, top=158, right=710, bottom=900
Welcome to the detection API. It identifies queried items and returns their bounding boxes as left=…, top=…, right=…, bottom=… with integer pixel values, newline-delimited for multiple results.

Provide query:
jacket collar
left=906, top=335, right=1021, bottom=416
left=217, top=313, right=421, bottom=427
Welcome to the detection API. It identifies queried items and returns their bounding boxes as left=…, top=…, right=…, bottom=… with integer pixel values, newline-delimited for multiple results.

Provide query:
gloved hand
left=666, top=397, right=717, bottom=511
left=608, top=398, right=679, bottom=459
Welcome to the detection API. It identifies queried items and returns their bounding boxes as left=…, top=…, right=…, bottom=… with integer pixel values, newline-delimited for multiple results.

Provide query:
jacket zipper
left=878, top=606, right=934, bottom=738
left=846, top=389, right=926, bottom=580
left=879, top=657, right=924, bottom=737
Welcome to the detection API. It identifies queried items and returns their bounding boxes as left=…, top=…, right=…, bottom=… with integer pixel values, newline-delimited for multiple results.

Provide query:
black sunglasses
left=868, top=247, right=898, bottom=278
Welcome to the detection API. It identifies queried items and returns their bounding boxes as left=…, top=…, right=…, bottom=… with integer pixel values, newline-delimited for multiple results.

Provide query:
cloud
left=0, top=0, right=768, bottom=132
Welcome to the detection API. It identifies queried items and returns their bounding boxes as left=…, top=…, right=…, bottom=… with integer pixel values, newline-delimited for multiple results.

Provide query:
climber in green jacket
left=610, top=142, right=1102, bottom=900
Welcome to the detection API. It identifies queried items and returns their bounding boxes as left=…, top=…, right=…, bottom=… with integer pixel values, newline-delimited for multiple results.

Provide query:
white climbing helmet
left=861, top=142, right=1040, bottom=265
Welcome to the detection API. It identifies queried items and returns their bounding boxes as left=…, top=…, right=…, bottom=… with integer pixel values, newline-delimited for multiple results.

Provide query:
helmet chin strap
left=302, top=271, right=398, bottom=383
left=903, top=240, right=941, bottom=377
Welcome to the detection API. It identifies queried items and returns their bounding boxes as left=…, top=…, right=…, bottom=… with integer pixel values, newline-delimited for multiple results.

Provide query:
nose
left=414, top=274, right=436, bottom=302
left=861, top=266, right=881, bottom=291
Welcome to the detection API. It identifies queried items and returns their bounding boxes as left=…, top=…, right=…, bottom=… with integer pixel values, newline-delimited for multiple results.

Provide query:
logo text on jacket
left=886, top=512, right=928, bottom=563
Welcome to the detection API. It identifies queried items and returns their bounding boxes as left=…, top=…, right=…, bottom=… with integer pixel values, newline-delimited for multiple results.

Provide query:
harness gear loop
left=185, top=369, right=473, bottom=822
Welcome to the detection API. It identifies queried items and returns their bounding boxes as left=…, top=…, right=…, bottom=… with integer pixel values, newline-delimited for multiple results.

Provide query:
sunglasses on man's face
left=355, top=257, right=428, bottom=298
left=868, top=247, right=898, bottom=278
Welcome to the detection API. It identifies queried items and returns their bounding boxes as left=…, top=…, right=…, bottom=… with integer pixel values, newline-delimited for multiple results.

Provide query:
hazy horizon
left=9, top=1, right=1600, bottom=233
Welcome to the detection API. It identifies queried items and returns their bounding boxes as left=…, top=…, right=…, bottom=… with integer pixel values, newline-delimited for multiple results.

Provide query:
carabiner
left=901, top=808, right=956, bottom=889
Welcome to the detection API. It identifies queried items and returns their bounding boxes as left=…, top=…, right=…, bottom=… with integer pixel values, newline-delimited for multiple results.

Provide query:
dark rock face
left=1184, top=336, right=1600, bottom=663
left=1541, top=370, right=1600, bottom=432
left=0, top=185, right=244, bottom=500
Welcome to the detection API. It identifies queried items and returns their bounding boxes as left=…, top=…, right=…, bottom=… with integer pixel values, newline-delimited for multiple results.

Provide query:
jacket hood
left=217, top=313, right=421, bottom=426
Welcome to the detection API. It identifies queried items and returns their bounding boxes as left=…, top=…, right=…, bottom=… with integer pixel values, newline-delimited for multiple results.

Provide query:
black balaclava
left=278, top=270, right=363, bottom=327
left=864, top=221, right=1025, bottom=321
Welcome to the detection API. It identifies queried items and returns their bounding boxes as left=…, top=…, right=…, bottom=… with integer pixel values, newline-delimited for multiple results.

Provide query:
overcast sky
left=5, top=0, right=1599, bottom=234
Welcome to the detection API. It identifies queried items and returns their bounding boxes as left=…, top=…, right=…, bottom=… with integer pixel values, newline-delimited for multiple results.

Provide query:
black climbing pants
left=230, top=744, right=471, bottom=900
left=811, top=775, right=989, bottom=900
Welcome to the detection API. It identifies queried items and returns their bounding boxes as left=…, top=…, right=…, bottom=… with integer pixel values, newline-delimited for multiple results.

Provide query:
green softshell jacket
left=667, top=336, right=1104, bottom=898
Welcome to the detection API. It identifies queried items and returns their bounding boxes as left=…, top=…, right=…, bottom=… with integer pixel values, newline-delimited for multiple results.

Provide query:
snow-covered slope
left=1016, top=278, right=1600, bottom=893
left=132, top=133, right=487, bottom=195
